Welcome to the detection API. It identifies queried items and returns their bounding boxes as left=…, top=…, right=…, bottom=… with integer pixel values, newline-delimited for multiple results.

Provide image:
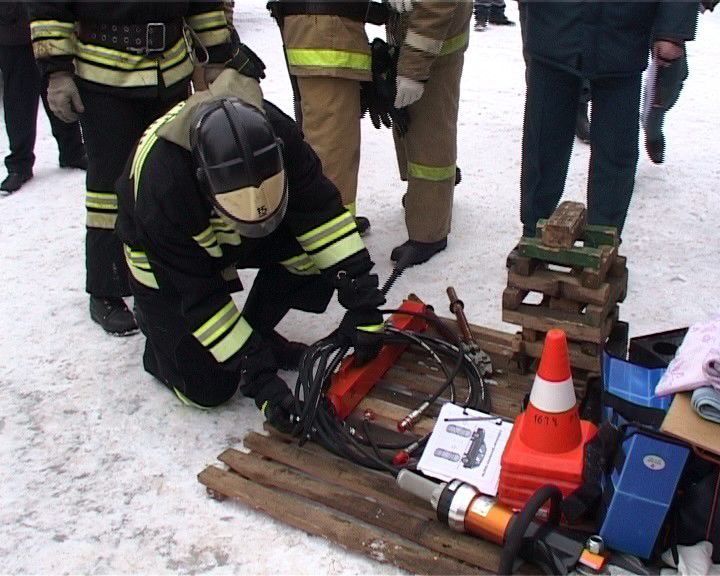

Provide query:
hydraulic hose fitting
left=397, top=401, right=430, bottom=432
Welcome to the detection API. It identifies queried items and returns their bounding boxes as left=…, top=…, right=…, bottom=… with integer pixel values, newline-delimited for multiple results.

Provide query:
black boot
left=575, top=101, right=590, bottom=144
left=390, top=238, right=447, bottom=267
left=489, top=4, right=515, bottom=25
left=474, top=4, right=489, bottom=30
left=355, top=216, right=371, bottom=236
left=89, top=296, right=139, bottom=336
left=0, top=171, right=32, bottom=195
left=267, top=331, right=308, bottom=371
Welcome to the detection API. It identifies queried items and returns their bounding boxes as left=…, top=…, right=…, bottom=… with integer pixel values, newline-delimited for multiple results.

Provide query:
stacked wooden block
left=503, top=202, right=628, bottom=375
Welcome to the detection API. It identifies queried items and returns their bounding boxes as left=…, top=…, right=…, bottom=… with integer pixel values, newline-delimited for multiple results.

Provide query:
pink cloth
left=655, top=316, right=720, bottom=397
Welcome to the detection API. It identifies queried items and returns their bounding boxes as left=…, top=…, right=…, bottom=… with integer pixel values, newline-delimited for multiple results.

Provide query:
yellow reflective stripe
left=30, top=20, right=74, bottom=38
left=76, top=37, right=187, bottom=70
left=85, top=191, right=118, bottom=210
left=173, top=387, right=210, bottom=410
left=311, top=232, right=365, bottom=270
left=193, top=301, right=240, bottom=347
left=186, top=11, right=228, bottom=31
left=358, top=323, right=384, bottom=333
left=286, top=48, right=371, bottom=71
left=193, top=226, right=223, bottom=257
left=280, top=254, right=319, bottom=276
left=440, top=31, right=470, bottom=56
left=304, top=222, right=356, bottom=253
left=408, top=161, right=456, bottom=182
left=344, top=202, right=356, bottom=216
left=405, top=30, right=443, bottom=56
left=209, top=316, right=253, bottom=363
left=215, top=231, right=242, bottom=247
left=209, top=216, right=236, bottom=232
left=297, top=212, right=355, bottom=251
left=86, top=212, right=116, bottom=229
left=123, top=245, right=151, bottom=269
left=32, top=38, right=75, bottom=58
left=125, top=256, right=159, bottom=289
left=195, top=27, right=231, bottom=48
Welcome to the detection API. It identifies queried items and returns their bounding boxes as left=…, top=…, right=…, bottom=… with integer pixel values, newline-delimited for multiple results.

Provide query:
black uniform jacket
left=524, top=1, right=698, bottom=78
left=116, top=100, right=371, bottom=366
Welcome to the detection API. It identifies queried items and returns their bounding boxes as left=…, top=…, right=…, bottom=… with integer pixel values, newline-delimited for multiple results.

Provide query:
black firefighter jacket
left=524, top=1, right=698, bottom=78
left=115, top=100, right=372, bottom=370
left=0, top=3, right=30, bottom=46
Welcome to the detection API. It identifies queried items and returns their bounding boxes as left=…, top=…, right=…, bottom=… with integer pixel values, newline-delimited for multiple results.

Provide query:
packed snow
left=1, top=1, right=718, bottom=573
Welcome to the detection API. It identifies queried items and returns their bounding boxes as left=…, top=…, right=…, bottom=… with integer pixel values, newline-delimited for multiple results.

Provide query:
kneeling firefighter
left=115, top=70, right=386, bottom=431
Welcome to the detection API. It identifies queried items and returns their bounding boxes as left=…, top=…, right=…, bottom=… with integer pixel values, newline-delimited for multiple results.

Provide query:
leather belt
left=78, top=20, right=184, bottom=57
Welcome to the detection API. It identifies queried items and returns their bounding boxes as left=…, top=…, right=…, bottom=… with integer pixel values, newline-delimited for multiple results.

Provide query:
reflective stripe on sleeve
left=191, top=300, right=253, bottom=363
left=86, top=191, right=117, bottom=230
left=30, top=20, right=75, bottom=38
left=404, top=30, right=443, bottom=56
left=192, top=226, right=223, bottom=258
left=186, top=11, right=228, bottom=32
left=310, top=232, right=365, bottom=270
left=297, top=212, right=356, bottom=253
left=358, top=323, right=384, bottom=333
left=440, top=31, right=470, bottom=56
left=194, top=27, right=231, bottom=48
left=286, top=48, right=371, bottom=71
left=280, top=253, right=320, bottom=276
left=408, top=161, right=456, bottom=182
left=124, top=245, right=159, bottom=289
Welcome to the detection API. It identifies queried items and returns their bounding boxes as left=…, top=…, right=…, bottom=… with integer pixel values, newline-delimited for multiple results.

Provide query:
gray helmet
left=190, top=97, right=287, bottom=238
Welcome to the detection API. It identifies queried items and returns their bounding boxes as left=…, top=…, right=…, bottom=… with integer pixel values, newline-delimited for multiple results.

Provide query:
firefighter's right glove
left=47, top=71, right=84, bottom=123
left=259, top=388, right=297, bottom=434
left=367, top=38, right=410, bottom=136
left=335, top=271, right=386, bottom=312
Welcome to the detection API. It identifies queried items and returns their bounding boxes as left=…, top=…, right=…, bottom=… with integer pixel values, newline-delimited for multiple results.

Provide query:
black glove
left=338, top=308, right=385, bottom=366
left=260, top=387, right=298, bottom=434
left=362, top=38, right=410, bottom=136
left=335, top=271, right=386, bottom=311
left=227, top=29, right=266, bottom=81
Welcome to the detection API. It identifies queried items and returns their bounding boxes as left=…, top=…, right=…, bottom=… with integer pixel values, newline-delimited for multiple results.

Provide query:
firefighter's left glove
left=47, top=71, right=84, bottom=123
left=227, top=41, right=266, bottom=81
left=395, top=75, right=425, bottom=109
left=338, top=309, right=385, bottom=367
left=336, top=271, right=386, bottom=312
left=360, top=81, right=392, bottom=130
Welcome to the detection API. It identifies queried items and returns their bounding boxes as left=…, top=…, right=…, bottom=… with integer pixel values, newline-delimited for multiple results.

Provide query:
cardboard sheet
left=661, top=393, right=720, bottom=457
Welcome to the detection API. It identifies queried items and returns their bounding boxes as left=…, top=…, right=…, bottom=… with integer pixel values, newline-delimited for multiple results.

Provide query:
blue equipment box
left=602, top=351, right=671, bottom=427
left=599, top=431, right=689, bottom=559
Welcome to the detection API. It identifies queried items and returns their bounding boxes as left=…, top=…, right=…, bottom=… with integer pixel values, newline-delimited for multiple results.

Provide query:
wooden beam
left=538, top=202, right=587, bottom=249
left=198, top=466, right=481, bottom=576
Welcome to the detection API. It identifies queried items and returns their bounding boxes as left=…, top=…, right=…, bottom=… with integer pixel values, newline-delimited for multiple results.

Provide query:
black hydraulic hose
left=498, top=485, right=563, bottom=576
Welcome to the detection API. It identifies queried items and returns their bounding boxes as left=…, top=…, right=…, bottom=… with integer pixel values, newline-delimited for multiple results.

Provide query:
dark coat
left=0, top=3, right=30, bottom=46
left=524, top=2, right=698, bottom=78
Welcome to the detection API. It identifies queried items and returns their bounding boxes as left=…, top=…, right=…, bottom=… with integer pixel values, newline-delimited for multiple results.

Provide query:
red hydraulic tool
left=327, top=299, right=428, bottom=419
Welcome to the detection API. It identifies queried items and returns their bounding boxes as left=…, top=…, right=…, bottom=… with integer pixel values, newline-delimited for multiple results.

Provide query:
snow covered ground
left=1, top=2, right=718, bottom=574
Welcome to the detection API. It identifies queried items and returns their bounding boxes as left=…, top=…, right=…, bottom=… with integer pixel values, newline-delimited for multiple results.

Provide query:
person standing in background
left=0, top=2, right=85, bottom=195
left=473, top=0, right=514, bottom=32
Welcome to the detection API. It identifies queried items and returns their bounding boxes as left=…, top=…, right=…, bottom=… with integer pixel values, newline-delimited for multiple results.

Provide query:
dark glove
left=360, top=81, right=392, bottom=130
left=335, top=271, right=386, bottom=311
left=365, top=38, right=410, bottom=136
left=260, top=387, right=298, bottom=434
left=227, top=29, right=266, bottom=81
left=338, top=308, right=385, bottom=367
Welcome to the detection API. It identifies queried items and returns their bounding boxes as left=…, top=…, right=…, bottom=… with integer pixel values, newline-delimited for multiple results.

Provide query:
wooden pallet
left=198, top=312, right=561, bottom=575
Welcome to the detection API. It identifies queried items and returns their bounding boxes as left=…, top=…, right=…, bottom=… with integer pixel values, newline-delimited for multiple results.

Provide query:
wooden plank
left=519, top=236, right=603, bottom=269
left=198, top=466, right=480, bottom=576
left=508, top=268, right=612, bottom=306
left=219, top=449, right=500, bottom=572
left=539, top=202, right=587, bottom=248
left=581, top=245, right=618, bottom=288
left=502, top=286, right=527, bottom=310
left=522, top=338, right=601, bottom=373
left=506, top=248, right=538, bottom=276
left=549, top=297, right=584, bottom=314
left=503, top=305, right=617, bottom=344
left=242, top=432, right=435, bottom=520
left=582, top=224, right=619, bottom=248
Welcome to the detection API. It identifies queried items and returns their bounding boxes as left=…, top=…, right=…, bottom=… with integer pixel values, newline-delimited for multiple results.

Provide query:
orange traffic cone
left=499, top=329, right=598, bottom=511
left=519, top=329, right=582, bottom=454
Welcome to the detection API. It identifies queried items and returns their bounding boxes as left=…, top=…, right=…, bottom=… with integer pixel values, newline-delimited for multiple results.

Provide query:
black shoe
left=89, top=296, right=139, bottom=336
left=455, top=166, right=462, bottom=185
left=267, top=331, right=308, bottom=370
left=0, top=172, right=32, bottom=195
left=60, top=154, right=88, bottom=171
left=390, top=238, right=447, bottom=267
left=645, top=134, right=665, bottom=164
left=575, top=102, right=590, bottom=144
left=474, top=5, right=489, bottom=30
left=355, top=216, right=371, bottom=236
left=474, top=19, right=487, bottom=31
left=489, top=5, right=515, bottom=25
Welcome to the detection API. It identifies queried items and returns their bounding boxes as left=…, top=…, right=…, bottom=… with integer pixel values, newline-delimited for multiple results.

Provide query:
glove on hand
left=394, top=75, right=425, bottom=109
left=387, top=0, right=414, bottom=12
left=339, top=308, right=385, bottom=367
left=260, top=387, right=298, bottom=434
left=364, top=38, right=410, bottom=135
left=335, top=271, right=386, bottom=311
left=360, top=81, right=392, bottom=130
left=227, top=40, right=267, bottom=81
left=47, top=71, right=84, bottom=123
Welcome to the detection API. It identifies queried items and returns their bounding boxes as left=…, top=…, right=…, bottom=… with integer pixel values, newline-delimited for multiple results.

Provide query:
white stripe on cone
left=528, top=374, right=576, bottom=413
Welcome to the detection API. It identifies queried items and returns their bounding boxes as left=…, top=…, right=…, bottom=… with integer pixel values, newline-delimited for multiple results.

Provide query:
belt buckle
left=145, top=22, right=166, bottom=55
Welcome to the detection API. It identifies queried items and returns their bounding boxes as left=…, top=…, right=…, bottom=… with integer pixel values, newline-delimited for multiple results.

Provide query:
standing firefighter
left=387, top=0, right=472, bottom=266
left=115, top=71, right=385, bottom=428
left=28, top=2, right=233, bottom=335
left=267, top=1, right=388, bottom=235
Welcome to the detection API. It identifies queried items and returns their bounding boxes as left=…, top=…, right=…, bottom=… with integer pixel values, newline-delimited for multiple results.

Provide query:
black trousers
left=132, top=263, right=334, bottom=407
left=520, top=59, right=641, bottom=236
left=79, top=87, right=186, bottom=297
left=0, top=43, right=84, bottom=174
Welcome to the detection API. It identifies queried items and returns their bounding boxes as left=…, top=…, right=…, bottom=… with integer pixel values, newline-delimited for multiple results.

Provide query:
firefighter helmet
left=190, top=97, right=287, bottom=238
